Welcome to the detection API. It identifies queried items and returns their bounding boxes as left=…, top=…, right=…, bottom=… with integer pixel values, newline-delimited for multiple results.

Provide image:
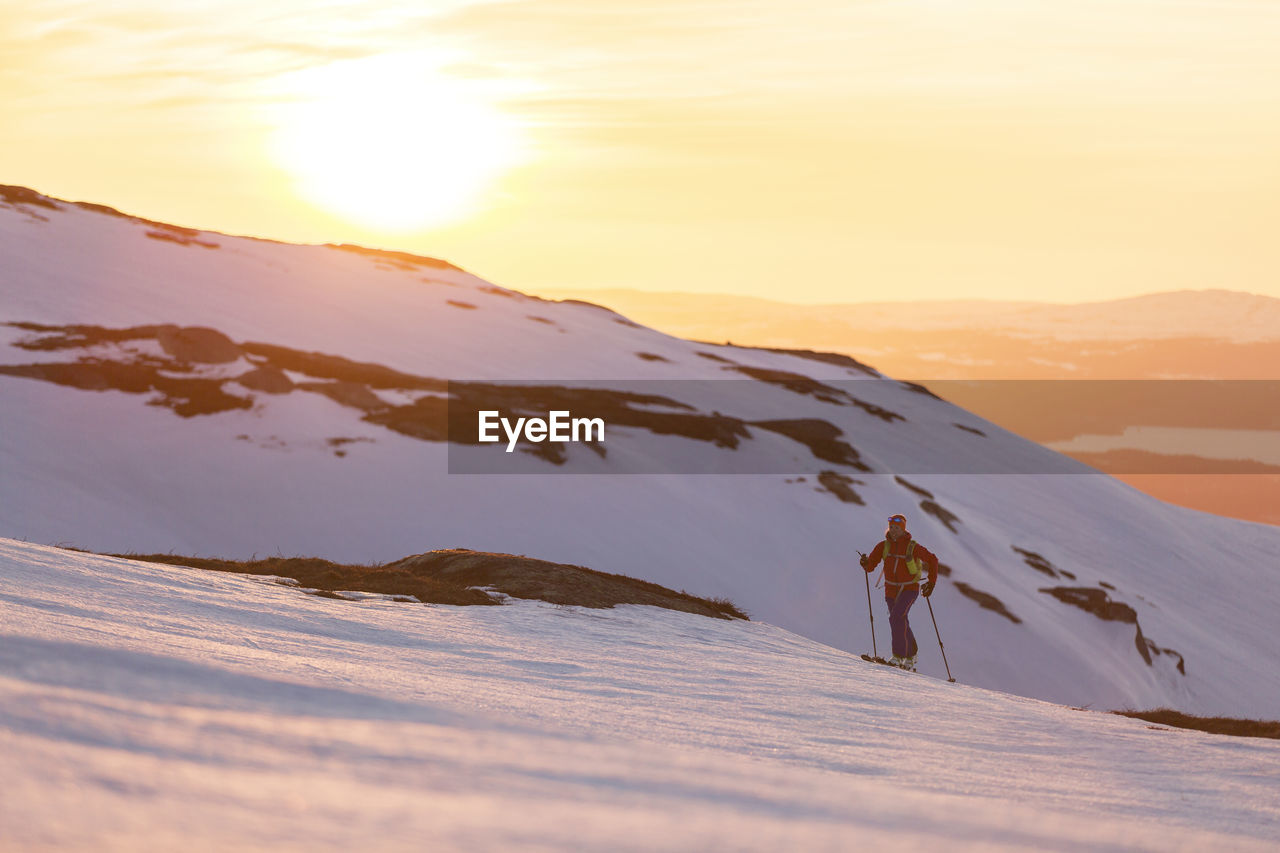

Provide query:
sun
left=269, top=54, right=526, bottom=232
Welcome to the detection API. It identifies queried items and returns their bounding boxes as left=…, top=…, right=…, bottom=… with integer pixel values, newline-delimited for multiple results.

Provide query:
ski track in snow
left=1, top=540, right=1276, bottom=850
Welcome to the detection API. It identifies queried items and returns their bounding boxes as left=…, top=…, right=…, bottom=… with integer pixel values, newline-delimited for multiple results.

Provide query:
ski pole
left=926, top=597, right=956, bottom=683
left=858, top=550, right=876, bottom=660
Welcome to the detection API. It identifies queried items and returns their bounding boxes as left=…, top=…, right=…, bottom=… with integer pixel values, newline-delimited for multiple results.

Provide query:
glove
left=922, top=580, right=935, bottom=598
left=859, top=555, right=869, bottom=570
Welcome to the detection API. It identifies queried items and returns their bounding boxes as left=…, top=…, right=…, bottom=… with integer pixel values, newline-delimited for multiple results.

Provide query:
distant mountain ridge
left=533, top=286, right=1280, bottom=527
left=542, top=287, right=1280, bottom=344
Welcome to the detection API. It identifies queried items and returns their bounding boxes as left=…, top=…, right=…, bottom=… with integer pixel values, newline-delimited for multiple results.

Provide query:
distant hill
left=539, top=287, right=1280, bottom=525
left=540, top=288, right=1280, bottom=352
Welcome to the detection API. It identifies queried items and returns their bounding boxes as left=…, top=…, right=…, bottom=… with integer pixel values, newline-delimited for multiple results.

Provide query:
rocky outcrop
left=156, top=326, right=241, bottom=363
left=235, top=365, right=294, bottom=394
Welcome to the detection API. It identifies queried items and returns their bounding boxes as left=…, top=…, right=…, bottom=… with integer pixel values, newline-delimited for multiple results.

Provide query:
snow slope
left=2, top=186, right=1280, bottom=719
left=2, top=539, right=1277, bottom=851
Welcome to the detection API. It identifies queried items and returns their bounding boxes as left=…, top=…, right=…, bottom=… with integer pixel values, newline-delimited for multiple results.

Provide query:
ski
left=861, top=653, right=917, bottom=673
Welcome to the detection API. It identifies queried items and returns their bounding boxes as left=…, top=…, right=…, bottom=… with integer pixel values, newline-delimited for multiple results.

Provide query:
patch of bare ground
left=112, top=550, right=747, bottom=619
left=0, top=361, right=253, bottom=416
left=327, top=243, right=461, bottom=272
left=1039, top=585, right=1185, bottom=673
left=952, top=581, right=1021, bottom=624
left=5, top=323, right=883, bottom=470
left=894, top=476, right=934, bottom=498
left=753, top=419, right=869, bottom=470
left=754, top=346, right=879, bottom=377
left=919, top=499, right=961, bottom=533
left=389, top=550, right=747, bottom=619
left=0, top=185, right=60, bottom=211
left=145, top=229, right=219, bottom=249
left=815, top=470, right=865, bottom=504
left=730, top=366, right=848, bottom=406
left=898, top=380, right=939, bottom=398
left=1112, top=709, right=1280, bottom=740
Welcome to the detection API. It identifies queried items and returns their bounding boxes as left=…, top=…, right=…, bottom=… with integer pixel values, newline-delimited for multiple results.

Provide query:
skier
left=860, top=513, right=940, bottom=671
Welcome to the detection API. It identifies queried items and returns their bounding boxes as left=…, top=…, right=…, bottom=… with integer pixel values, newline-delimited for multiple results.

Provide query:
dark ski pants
left=886, top=589, right=919, bottom=658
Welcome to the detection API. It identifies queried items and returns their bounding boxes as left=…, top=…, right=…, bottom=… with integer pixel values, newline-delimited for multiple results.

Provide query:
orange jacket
left=863, top=536, right=938, bottom=596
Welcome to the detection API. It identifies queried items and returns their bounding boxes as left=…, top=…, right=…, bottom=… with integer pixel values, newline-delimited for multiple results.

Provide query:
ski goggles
left=887, top=515, right=906, bottom=526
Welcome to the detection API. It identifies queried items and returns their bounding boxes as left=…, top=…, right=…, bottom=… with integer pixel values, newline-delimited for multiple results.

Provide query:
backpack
left=883, top=538, right=923, bottom=578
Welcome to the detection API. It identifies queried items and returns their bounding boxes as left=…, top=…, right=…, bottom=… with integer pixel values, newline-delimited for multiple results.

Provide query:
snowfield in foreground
left=2, top=539, right=1276, bottom=851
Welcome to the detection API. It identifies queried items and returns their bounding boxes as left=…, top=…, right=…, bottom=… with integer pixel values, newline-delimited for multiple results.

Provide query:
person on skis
left=860, top=513, right=940, bottom=671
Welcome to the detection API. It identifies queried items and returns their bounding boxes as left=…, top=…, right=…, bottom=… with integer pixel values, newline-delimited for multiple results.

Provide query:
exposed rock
left=920, top=499, right=961, bottom=533
left=299, top=381, right=387, bottom=412
left=1144, top=639, right=1187, bottom=675
left=240, top=343, right=444, bottom=390
left=326, top=436, right=374, bottom=458
left=3, top=322, right=893, bottom=470
left=1038, top=585, right=1183, bottom=673
left=0, top=185, right=60, bottom=211
left=753, top=419, right=870, bottom=470
left=847, top=396, right=906, bottom=423
left=362, top=396, right=449, bottom=442
left=557, top=298, right=621, bottom=314
left=235, top=365, right=294, bottom=394
left=816, top=470, right=865, bottom=504
left=145, top=229, right=219, bottom=249
left=157, top=326, right=241, bottom=364
left=1040, top=586, right=1137, bottom=623
left=899, top=380, right=939, bottom=399
left=754, top=346, right=879, bottom=377
left=895, top=476, right=935, bottom=499
left=732, top=366, right=848, bottom=405
left=328, top=243, right=461, bottom=271
left=1013, top=546, right=1059, bottom=578
left=8, top=322, right=169, bottom=351
left=0, top=360, right=252, bottom=417
left=389, top=549, right=747, bottom=619
left=953, top=581, right=1021, bottom=624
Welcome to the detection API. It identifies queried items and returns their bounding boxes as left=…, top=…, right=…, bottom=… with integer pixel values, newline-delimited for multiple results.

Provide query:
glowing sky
left=3, top=0, right=1279, bottom=303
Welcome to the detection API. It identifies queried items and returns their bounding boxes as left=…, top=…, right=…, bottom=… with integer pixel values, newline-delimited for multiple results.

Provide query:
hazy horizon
left=539, top=285, right=1276, bottom=309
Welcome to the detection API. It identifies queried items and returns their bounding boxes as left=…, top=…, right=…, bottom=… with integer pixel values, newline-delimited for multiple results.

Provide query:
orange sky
left=3, top=0, right=1279, bottom=303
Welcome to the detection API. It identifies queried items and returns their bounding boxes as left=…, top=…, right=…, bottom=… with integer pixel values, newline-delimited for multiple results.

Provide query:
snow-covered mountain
left=3, top=539, right=1276, bottom=850
left=2, top=184, right=1279, bottom=718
